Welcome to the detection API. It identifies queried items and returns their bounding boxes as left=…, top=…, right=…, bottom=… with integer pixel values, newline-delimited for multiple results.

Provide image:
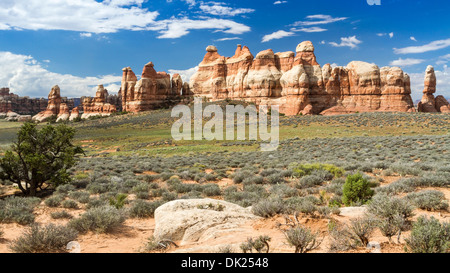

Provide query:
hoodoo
left=188, top=41, right=429, bottom=116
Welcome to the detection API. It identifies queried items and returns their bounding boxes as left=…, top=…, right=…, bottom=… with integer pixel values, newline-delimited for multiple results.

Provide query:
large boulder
left=154, top=199, right=260, bottom=246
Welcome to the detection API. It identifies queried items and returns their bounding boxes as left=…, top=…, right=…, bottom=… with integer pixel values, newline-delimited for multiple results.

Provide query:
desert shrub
left=368, top=194, right=415, bottom=242
left=130, top=200, right=164, bottom=218
left=368, top=194, right=415, bottom=220
left=0, top=196, right=40, bottom=225
left=252, top=199, right=286, bottom=218
left=281, top=169, right=293, bottom=178
left=375, top=178, right=417, bottom=195
left=68, top=191, right=90, bottom=204
left=143, top=236, right=178, bottom=253
left=136, top=191, right=150, bottom=200
left=45, top=195, right=64, bottom=208
left=405, top=216, right=450, bottom=253
left=260, top=168, right=279, bottom=177
left=328, top=221, right=360, bottom=252
left=349, top=217, right=377, bottom=246
left=240, top=235, right=271, bottom=253
left=86, top=180, right=114, bottom=195
left=311, top=169, right=334, bottom=181
left=204, top=173, right=217, bottom=182
left=132, top=183, right=150, bottom=194
left=55, top=184, right=76, bottom=196
left=291, top=163, right=344, bottom=178
left=161, top=191, right=177, bottom=202
left=405, top=190, right=449, bottom=211
left=217, top=245, right=234, bottom=253
left=270, top=184, right=298, bottom=198
left=9, top=224, right=78, bottom=253
left=296, top=175, right=323, bottom=189
left=342, top=173, right=374, bottom=206
left=202, top=184, right=221, bottom=197
left=389, top=163, right=422, bottom=176
left=242, top=175, right=264, bottom=185
left=232, top=170, right=253, bottom=184
left=50, top=211, right=73, bottom=219
left=86, top=198, right=108, bottom=209
left=266, top=173, right=285, bottom=184
left=144, top=174, right=161, bottom=183
left=224, top=189, right=262, bottom=208
left=61, top=200, right=79, bottom=209
left=283, top=226, right=322, bottom=253
left=109, top=193, right=128, bottom=209
left=69, top=206, right=126, bottom=233
left=160, top=172, right=175, bottom=181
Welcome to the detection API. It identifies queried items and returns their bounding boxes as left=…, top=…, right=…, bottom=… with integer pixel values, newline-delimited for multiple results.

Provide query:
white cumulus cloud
left=262, top=30, right=295, bottom=43
left=394, top=38, right=450, bottom=54
left=0, top=51, right=122, bottom=98
left=389, top=58, right=425, bottom=67
left=330, top=36, right=362, bottom=49
left=199, top=3, right=254, bottom=16
left=293, top=15, right=348, bottom=26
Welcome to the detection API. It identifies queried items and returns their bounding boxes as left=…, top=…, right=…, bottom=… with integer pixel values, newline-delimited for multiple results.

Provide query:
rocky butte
left=0, top=87, right=47, bottom=115
left=189, top=41, right=448, bottom=115
left=120, top=62, right=191, bottom=112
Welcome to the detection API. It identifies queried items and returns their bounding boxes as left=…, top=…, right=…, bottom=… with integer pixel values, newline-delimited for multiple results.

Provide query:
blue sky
left=0, top=0, right=449, bottom=100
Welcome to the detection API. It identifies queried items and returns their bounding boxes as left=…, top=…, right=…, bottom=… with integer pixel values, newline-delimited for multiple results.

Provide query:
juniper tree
left=0, top=122, right=84, bottom=196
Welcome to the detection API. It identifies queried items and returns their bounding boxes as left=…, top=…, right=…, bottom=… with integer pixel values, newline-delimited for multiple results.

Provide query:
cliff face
left=189, top=41, right=420, bottom=115
left=0, top=88, right=48, bottom=115
left=120, top=62, right=190, bottom=112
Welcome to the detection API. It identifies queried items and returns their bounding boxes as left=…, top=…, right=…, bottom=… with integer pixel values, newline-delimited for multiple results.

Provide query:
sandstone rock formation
left=189, top=41, right=418, bottom=115
left=0, top=88, right=47, bottom=115
left=69, top=107, right=80, bottom=121
left=154, top=199, right=260, bottom=246
left=56, top=103, right=70, bottom=122
left=32, top=85, right=63, bottom=122
left=418, top=66, right=450, bottom=113
left=120, top=62, right=190, bottom=112
left=81, top=85, right=117, bottom=119
left=32, top=85, right=75, bottom=122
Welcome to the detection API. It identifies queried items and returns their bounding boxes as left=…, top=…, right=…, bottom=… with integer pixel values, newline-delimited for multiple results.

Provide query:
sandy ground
left=1, top=175, right=449, bottom=253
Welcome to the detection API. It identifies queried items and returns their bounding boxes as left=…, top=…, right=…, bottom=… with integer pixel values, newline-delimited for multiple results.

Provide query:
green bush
left=405, top=216, right=450, bottom=253
left=342, top=173, right=374, bottom=206
left=291, top=163, right=344, bottom=178
left=69, top=206, right=126, bottom=233
left=9, top=224, right=78, bottom=253
left=109, top=193, right=128, bottom=209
